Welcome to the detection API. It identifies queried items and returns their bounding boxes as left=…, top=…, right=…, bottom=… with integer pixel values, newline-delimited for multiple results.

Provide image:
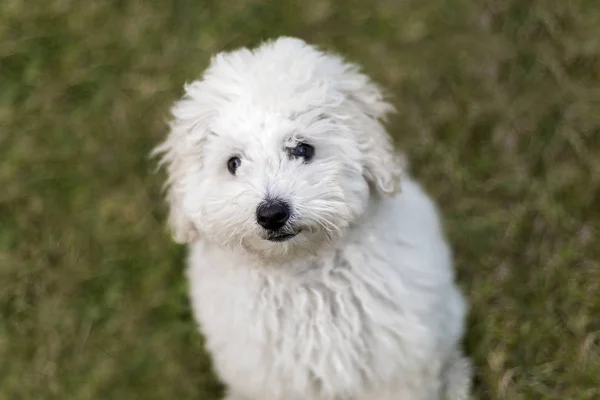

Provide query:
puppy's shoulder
left=363, top=175, right=454, bottom=279
left=379, top=175, right=445, bottom=239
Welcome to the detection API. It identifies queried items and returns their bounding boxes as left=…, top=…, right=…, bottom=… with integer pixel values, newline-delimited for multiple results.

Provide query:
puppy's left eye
left=288, top=143, right=315, bottom=162
left=227, top=156, right=241, bottom=175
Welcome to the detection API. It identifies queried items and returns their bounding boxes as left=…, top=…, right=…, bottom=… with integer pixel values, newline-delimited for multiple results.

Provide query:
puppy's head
left=154, top=37, right=403, bottom=260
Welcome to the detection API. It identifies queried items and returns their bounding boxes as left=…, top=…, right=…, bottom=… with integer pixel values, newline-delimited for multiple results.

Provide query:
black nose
left=256, top=200, right=290, bottom=231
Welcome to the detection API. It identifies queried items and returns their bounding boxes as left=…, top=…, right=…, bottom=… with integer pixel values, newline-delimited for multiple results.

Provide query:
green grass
left=1, top=0, right=599, bottom=399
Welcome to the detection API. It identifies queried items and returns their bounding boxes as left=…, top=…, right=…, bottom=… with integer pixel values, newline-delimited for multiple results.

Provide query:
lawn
left=1, top=0, right=599, bottom=399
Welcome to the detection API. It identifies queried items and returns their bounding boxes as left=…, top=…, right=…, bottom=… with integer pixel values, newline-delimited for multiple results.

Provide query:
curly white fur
left=154, top=37, right=471, bottom=400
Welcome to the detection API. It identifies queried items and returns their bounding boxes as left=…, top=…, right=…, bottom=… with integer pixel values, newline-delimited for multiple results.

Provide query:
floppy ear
left=360, top=120, right=404, bottom=196
left=337, top=65, right=404, bottom=196
left=152, top=81, right=215, bottom=243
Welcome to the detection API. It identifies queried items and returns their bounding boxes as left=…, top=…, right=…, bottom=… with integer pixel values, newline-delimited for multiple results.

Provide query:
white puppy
left=154, top=37, right=471, bottom=400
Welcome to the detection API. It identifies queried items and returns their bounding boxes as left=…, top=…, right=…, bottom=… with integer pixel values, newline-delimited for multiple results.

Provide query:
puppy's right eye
left=227, top=157, right=241, bottom=175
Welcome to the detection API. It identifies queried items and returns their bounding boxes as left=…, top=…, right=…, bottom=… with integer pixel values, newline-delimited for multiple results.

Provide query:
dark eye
left=288, top=143, right=315, bottom=162
left=227, top=156, right=241, bottom=175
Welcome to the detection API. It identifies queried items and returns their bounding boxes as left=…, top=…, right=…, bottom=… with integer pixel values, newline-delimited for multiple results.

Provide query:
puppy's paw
left=442, top=350, right=472, bottom=400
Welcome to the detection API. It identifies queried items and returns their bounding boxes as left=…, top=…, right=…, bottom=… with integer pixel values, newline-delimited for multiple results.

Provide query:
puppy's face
left=186, top=105, right=368, bottom=257
left=155, top=38, right=401, bottom=260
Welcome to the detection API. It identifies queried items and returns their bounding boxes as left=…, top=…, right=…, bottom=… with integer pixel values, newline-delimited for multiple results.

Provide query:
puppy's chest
left=193, top=262, right=377, bottom=349
left=188, top=255, right=401, bottom=391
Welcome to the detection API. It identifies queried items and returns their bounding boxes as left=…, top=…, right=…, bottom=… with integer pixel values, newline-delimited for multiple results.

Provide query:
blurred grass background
left=1, top=0, right=599, bottom=399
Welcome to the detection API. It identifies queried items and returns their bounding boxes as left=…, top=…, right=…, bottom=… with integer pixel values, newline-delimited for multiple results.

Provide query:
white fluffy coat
left=154, top=37, right=471, bottom=400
